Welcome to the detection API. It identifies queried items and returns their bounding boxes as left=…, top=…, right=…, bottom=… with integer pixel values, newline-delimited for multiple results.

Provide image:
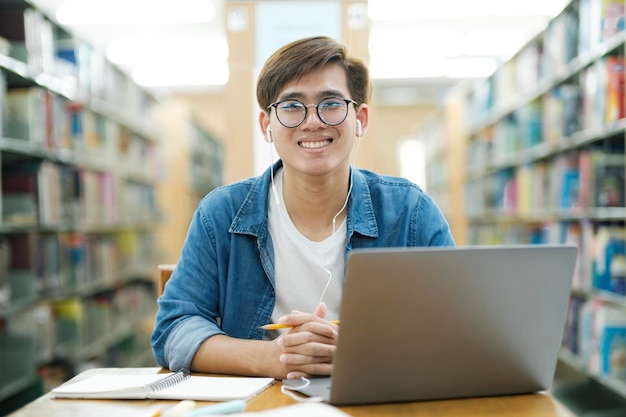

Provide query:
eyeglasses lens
left=275, top=98, right=350, bottom=128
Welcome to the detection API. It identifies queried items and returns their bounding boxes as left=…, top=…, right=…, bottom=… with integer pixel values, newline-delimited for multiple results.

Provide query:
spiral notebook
left=50, top=369, right=275, bottom=401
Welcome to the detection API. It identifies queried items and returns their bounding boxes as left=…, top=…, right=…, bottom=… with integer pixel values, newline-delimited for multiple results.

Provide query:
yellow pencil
left=261, top=320, right=340, bottom=330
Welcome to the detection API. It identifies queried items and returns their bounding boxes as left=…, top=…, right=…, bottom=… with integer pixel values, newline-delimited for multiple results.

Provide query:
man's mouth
left=299, top=139, right=332, bottom=149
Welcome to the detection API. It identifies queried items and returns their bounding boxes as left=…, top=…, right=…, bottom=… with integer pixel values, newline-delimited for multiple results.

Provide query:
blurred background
left=4, top=2, right=626, bottom=417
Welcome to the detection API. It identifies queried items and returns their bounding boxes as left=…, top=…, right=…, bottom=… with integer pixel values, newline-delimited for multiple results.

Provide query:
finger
left=280, top=302, right=330, bottom=327
left=279, top=314, right=338, bottom=330
left=281, top=326, right=338, bottom=346
left=285, top=363, right=334, bottom=379
left=313, top=302, right=327, bottom=319
left=280, top=352, right=334, bottom=366
left=279, top=340, right=337, bottom=359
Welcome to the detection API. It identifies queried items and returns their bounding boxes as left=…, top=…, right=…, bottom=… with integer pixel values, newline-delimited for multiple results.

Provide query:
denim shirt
left=151, top=160, right=455, bottom=371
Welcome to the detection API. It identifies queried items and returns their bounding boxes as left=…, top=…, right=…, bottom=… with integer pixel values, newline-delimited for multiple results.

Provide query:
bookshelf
left=154, top=98, right=224, bottom=265
left=426, top=0, right=626, bottom=410
left=0, top=0, right=161, bottom=407
left=413, top=95, right=468, bottom=245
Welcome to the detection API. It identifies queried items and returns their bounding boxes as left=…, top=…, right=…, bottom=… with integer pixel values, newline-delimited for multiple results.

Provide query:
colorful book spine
left=601, top=0, right=625, bottom=41
left=593, top=225, right=626, bottom=296
left=604, top=55, right=625, bottom=123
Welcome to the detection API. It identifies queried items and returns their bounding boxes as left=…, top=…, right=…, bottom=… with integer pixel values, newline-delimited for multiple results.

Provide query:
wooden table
left=7, top=368, right=575, bottom=417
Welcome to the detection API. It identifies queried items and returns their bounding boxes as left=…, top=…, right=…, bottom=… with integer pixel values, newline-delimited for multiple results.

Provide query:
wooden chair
left=157, top=264, right=176, bottom=296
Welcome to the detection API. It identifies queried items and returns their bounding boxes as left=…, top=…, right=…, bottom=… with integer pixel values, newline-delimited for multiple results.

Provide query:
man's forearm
left=190, top=334, right=284, bottom=379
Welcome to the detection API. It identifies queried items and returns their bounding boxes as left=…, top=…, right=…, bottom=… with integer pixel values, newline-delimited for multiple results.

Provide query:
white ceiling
left=31, top=0, right=569, bottom=104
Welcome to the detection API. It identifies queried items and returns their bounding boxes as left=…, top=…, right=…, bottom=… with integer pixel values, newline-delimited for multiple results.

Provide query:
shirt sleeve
left=414, top=191, right=456, bottom=247
left=151, top=206, right=226, bottom=370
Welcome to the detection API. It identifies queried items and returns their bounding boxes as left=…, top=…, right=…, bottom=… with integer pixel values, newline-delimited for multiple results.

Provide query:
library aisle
left=0, top=1, right=227, bottom=414
left=0, top=0, right=165, bottom=413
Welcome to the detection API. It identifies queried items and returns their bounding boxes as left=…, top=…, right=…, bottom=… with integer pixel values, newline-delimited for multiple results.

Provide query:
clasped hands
left=272, top=302, right=339, bottom=380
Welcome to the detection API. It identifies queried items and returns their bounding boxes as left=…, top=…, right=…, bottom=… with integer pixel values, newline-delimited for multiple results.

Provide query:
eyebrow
left=276, top=89, right=348, bottom=102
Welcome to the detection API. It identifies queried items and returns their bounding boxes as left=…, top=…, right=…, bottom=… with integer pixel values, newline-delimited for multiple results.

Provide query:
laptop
left=283, top=244, right=577, bottom=405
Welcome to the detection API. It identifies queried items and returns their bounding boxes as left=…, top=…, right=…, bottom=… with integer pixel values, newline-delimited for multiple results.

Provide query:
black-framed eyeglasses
left=267, top=97, right=357, bottom=128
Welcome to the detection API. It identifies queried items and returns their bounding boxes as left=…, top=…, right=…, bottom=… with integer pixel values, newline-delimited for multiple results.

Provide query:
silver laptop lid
left=327, top=244, right=577, bottom=405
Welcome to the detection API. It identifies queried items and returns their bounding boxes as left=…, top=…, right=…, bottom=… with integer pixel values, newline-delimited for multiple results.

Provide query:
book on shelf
left=560, top=85, right=581, bottom=138
left=587, top=150, right=625, bottom=208
left=531, top=160, right=549, bottom=214
left=489, top=168, right=517, bottom=213
left=578, top=299, right=626, bottom=377
left=559, top=162, right=581, bottom=211
left=563, top=295, right=586, bottom=355
left=5, top=87, right=48, bottom=145
left=579, top=0, right=602, bottom=55
left=0, top=237, right=8, bottom=308
left=573, top=149, right=626, bottom=210
left=468, top=78, right=494, bottom=121
left=515, top=164, right=533, bottom=216
left=516, top=39, right=541, bottom=90
left=8, top=303, right=55, bottom=362
left=58, top=165, right=80, bottom=225
left=62, top=233, right=87, bottom=289
left=565, top=220, right=594, bottom=292
left=39, top=234, right=62, bottom=293
left=492, top=117, right=517, bottom=162
left=38, top=160, right=62, bottom=225
left=541, top=5, right=578, bottom=75
left=580, top=62, right=600, bottom=131
left=580, top=55, right=626, bottom=130
left=2, top=162, right=40, bottom=224
left=542, top=85, right=580, bottom=145
left=0, top=34, right=9, bottom=55
left=78, top=169, right=119, bottom=226
left=593, top=224, right=626, bottom=296
left=563, top=2, right=579, bottom=64
left=0, top=7, right=55, bottom=74
left=7, top=233, right=38, bottom=298
left=0, top=6, right=28, bottom=63
left=83, top=294, right=115, bottom=345
left=5, top=87, right=71, bottom=150
left=493, top=60, right=518, bottom=107
left=0, top=65, right=5, bottom=141
left=52, top=298, right=84, bottom=352
left=50, top=368, right=275, bottom=401
left=0, top=334, right=38, bottom=390
left=516, top=100, right=542, bottom=149
left=28, top=8, right=56, bottom=75
left=48, top=93, right=68, bottom=151
left=2, top=160, right=66, bottom=226
left=601, top=0, right=625, bottom=42
left=605, top=55, right=625, bottom=123
left=547, top=153, right=580, bottom=212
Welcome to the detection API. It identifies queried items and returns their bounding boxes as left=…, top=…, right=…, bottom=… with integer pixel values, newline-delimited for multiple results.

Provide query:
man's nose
left=301, top=104, right=325, bottom=127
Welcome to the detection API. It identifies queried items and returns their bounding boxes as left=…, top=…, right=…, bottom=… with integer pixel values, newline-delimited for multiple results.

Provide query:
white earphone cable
left=268, top=117, right=362, bottom=305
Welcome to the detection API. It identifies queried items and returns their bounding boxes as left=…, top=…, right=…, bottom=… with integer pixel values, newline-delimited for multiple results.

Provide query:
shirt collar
left=230, top=160, right=379, bottom=239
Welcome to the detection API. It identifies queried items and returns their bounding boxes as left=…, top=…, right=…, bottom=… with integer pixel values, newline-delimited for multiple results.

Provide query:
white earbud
left=265, top=126, right=273, bottom=143
left=356, top=120, right=362, bottom=137
left=266, top=125, right=280, bottom=205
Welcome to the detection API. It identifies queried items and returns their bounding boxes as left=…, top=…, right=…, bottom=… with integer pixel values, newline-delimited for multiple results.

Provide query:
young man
left=151, top=36, right=454, bottom=380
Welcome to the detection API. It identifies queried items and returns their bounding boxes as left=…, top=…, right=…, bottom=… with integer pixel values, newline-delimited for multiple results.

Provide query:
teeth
left=300, top=140, right=331, bottom=149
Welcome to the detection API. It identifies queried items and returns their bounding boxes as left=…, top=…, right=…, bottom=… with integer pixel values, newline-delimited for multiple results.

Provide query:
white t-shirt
left=268, top=169, right=346, bottom=328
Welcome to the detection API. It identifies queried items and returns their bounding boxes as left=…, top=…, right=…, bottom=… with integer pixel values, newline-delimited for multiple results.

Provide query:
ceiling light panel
left=107, top=36, right=228, bottom=65
left=56, top=0, right=215, bottom=25
left=368, top=0, right=568, bottom=20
